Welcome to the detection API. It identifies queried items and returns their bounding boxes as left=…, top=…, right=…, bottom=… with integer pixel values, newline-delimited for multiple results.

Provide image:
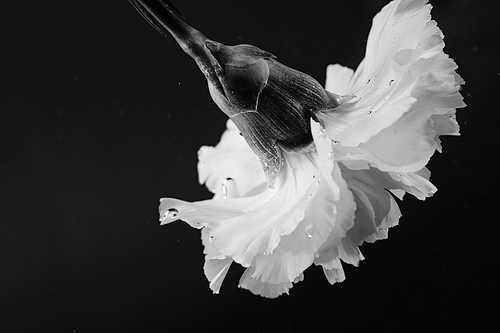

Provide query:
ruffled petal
left=245, top=123, right=356, bottom=287
left=320, top=0, right=465, bottom=177
left=238, top=266, right=304, bottom=298
left=160, top=121, right=358, bottom=294
left=322, top=258, right=346, bottom=285
left=250, top=248, right=312, bottom=285
left=161, top=140, right=322, bottom=267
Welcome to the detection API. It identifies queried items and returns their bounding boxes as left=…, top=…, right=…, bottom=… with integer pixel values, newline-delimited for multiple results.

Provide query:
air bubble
left=209, top=235, right=215, bottom=244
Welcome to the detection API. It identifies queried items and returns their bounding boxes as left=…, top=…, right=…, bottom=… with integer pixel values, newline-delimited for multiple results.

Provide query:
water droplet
left=366, top=110, right=373, bottom=115
left=221, top=178, right=230, bottom=199
left=305, top=224, right=314, bottom=238
left=162, top=208, right=179, bottom=221
left=327, top=151, right=333, bottom=159
left=316, top=180, right=320, bottom=187
left=318, top=128, right=325, bottom=137
left=311, top=174, right=316, bottom=179
left=221, top=178, right=237, bottom=199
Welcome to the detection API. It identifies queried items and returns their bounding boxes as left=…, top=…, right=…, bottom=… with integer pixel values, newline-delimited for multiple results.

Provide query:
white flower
left=159, top=0, right=465, bottom=298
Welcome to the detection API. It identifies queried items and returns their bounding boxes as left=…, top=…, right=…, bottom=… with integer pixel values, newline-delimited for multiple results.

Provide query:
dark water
left=0, top=0, right=496, bottom=331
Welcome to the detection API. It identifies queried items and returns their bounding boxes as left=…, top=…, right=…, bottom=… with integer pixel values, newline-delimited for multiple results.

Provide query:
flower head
left=154, top=0, right=464, bottom=298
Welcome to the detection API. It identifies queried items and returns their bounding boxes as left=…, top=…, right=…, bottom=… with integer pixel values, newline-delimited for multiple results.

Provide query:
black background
left=1, top=0, right=497, bottom=331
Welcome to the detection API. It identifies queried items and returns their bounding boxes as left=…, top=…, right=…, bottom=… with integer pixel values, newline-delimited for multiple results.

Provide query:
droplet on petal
left=161, top=208, right=179, bottom=221
left=305, top=224, right=314, bottom=238
left=221, top=178, right=233, bottom=199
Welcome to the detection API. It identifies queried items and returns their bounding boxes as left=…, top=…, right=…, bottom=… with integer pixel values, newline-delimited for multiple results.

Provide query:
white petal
left=320, top=0, right=464, bottom=177
left=355, top=0, right=431, bottom=96
left=325, top=64, right=354, bottom=95
left=238, top=266, right=303, bottom=298
left=209, top=150, right=320, bottom=265
left=204, top=257, right=233, bottom=294
left=199, top=228, right=235, bottom=294
left=250, top=248, right=312, bottom=284
left=198, top=119, right=266, bottom=198
left=322, top=258, right=346, bottom=285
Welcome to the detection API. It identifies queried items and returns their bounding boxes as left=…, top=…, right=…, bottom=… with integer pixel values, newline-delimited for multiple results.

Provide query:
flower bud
left=206, top=41, right=350, bottom=185
left=130, top=0, right=351, bottom=186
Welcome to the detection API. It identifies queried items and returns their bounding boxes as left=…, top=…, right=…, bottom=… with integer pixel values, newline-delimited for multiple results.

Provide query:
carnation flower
left=131, top=0, right=465, bottom=298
